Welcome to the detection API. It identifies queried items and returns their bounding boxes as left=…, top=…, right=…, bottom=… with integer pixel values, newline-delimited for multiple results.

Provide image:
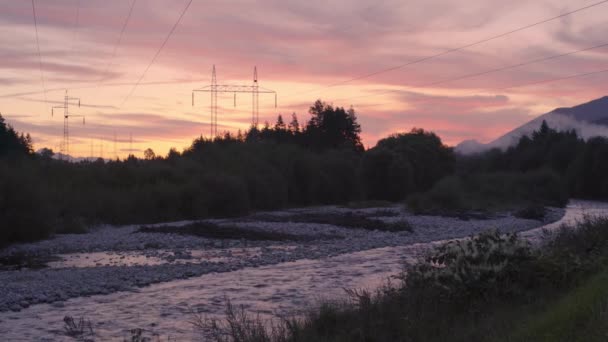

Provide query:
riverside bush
left=203, top=218, right=608, bottom=342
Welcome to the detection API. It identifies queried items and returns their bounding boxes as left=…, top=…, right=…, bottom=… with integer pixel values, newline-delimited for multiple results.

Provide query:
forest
left=1, top=101, right=608, bottom=245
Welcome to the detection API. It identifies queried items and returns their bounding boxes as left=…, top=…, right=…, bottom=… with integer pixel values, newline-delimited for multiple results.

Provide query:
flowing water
left=0, top=200, right=606, bottom=341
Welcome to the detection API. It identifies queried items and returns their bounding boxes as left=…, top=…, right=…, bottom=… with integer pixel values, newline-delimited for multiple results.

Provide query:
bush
left=407, top=231, right=539, bottom=303
left=0, top=162, right=54, bottom=245
left=202, top=218, right=608, bottom=342
left=407, top=169, right=568, bottom=215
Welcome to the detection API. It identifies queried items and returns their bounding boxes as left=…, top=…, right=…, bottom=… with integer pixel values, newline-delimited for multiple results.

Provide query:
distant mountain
left=455, top=96, right=608, bottom=155
left=35, top=149, right=104, bottom=162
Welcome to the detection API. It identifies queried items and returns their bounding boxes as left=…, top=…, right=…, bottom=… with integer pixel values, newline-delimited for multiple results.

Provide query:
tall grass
left=202, top=217, right=608, bottom=342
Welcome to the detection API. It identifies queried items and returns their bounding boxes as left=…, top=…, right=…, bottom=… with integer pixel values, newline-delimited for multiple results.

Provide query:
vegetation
left=408, top=120, right=608, bottom=215
left=3, top=106, right=608, bottom=247
left=407, top=169, right=567, bottom=216
left=63, top=315, right=95, bottom=341
left=202, top=217, right=608, bottom=342
left=0, top=103, right=441, bottom=246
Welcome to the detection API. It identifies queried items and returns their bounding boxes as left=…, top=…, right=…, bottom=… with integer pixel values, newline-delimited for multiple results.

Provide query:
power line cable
left=120, top=0, right=193, bottom=107
left=31, top=0, right=47, bottom=106
left=498, top=67, right=608, bottom=92
left=336, top=41, right=608, bottom=103
left=347, top=67, right=608, bottom=108
left=283, top=0, right=608, bottom=100
left=98, top=0, right=137, bottom=86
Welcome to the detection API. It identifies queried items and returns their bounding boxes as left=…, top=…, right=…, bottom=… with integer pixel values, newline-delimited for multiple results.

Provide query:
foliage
left=406, top=231, right=538, bottom=302
left=362, top=128, right=454, bottom=201
left=0, top=114, right=33, bottom=157
left=407, top=169, right=568, bottom=215
left=204, top=218, right=608, bottom=342
left=63, top=315, right=95, bottom=341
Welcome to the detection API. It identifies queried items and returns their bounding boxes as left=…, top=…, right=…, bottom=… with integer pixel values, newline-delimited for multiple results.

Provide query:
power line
left=71, top=0, right=80, bottom=54
left=120, top=0, right=193, bottom=107
left=98, top=0, right=137, bottom=86
left=337, top=41, right=608, bottom=103
left=31, top=0, right=47, bottom=106
left=348, top=67, right=608, bottom=108
left=283, top=0, right=608, bottom=100
left=498, top=67, right=608, bottom=92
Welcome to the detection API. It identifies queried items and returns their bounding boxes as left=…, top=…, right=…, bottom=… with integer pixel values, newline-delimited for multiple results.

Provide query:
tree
left=167, top=147, right=180, bottom=160
left=305, top=100, right=363, bottom=151
left=0, top=114, right=33, bottom=157
left=377, top=128, right=454, bottom=192
left=144, top=148, right=156, bottom=160
left=289, top=113, right=300, bottom=133
left=275, top=114, right=286, bottom=131
left=39, top=148, right=54, bottom=160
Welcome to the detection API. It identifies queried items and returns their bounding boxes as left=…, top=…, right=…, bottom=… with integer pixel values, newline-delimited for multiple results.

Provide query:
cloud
left=1, top=0, right=607, bottom=153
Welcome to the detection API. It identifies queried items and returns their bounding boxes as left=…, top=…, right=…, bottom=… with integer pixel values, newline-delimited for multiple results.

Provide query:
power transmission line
left=70, top=0, right=80, bottom=54
left=120, top=0, right=193, bottom=107
left=347, top=67, right=608, bottom=108
left=31, top=0, right=47, bottom=106
left=499, top=67, right=608, bottom=92
left=337, top=41, right=608, bottom=103
left=283, top=0, right=608, bottom=100
left=98, top=0, right=137, bottom=86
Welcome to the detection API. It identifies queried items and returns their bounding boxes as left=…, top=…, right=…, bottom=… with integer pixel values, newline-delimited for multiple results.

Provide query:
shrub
left=0, top=162, right=54, bottom=245
left=407, top=169, right=567, bottom=215
left=407, top=231, right=538, bottom=302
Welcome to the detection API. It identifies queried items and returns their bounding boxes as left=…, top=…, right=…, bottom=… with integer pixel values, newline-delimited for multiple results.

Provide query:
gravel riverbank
left=0, top=205, right=564, bottom=313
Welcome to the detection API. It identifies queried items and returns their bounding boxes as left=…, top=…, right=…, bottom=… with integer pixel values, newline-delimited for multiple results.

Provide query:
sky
left=0, top=0, right=607, bottom=158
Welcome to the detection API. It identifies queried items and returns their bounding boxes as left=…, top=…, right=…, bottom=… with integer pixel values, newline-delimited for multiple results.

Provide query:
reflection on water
left=521, top=199, right=608, bottom=244
left=0, top=245, right=424, bottom=341
left=0, top=200, right=606, bottom=340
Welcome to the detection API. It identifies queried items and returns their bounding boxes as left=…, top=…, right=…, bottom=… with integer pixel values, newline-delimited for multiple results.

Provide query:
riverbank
left=0, top=202, right=583, bottom=340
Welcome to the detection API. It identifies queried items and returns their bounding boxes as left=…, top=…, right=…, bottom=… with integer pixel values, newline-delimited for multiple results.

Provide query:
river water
left=0, top=200, right=606, bottom=341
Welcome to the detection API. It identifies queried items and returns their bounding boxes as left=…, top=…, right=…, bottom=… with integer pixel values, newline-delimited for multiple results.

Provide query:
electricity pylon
left=52, top=90, right=84, bottom=160
left=192, top=66, right=277, bottom=137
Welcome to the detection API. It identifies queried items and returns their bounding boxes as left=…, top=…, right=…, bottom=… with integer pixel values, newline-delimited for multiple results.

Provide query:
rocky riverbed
left=0, top=202, right=591, bottom=340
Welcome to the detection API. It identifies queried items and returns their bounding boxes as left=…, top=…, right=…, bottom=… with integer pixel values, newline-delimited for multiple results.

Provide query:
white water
left=0, top=200, right=606, bottom=341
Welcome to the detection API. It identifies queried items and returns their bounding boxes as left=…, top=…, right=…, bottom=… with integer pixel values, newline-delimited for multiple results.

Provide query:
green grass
left=196, top=217, right=608, bottom=342
left=505, top=268, right=608, bottom=342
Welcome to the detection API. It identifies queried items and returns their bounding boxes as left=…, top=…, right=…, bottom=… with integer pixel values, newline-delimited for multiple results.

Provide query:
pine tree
left=275, top=114, right=286, bottom=131
left=289, top=113, right=300, bottom=133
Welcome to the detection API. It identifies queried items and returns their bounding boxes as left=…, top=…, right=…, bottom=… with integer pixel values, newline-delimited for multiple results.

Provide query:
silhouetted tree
left=305, top=100, right=363, bottom=152
left=275, top=114, right=286, bottom=131
left=144, top=148, right=156, bottom=160
left=376, top=128, right=454, bottom=192
left=0, top=114, right=33, bottom=157
left=289, top=113, right=300, bottom=133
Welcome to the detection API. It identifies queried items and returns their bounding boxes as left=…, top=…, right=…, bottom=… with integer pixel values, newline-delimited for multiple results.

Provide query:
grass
left=199, top=217, right=608, bottom=342
left=137, top=221, right=342, bottom=242
left=63, top=315, right=95, bottom=341
left=504, top=268, right=608, bottom=342
left=249, top=212, right=412, bottom=232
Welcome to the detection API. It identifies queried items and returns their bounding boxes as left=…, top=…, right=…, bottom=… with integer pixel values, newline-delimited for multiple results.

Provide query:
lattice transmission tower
left=52, top=90, right=85, bottom=160
left=192, top=66, right=277, bottom=137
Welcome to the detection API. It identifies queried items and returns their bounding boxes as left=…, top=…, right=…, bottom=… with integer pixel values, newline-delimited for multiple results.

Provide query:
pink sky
left=1, top=0, right=607, bottom=157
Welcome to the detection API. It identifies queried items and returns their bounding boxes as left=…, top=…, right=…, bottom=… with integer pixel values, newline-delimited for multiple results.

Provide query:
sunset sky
left=1, top=0, right=607, bottom=158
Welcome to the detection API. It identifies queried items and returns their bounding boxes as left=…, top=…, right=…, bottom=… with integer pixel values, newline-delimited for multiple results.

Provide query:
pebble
left=0, top=205, right=567, bottom=313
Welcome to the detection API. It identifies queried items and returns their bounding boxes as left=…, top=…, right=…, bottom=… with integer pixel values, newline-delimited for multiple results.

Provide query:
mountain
left=455, top=96, right=608, bottom=155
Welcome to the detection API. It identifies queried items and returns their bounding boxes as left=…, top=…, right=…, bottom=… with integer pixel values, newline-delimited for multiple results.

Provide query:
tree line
left=1, top=103, right=608, bottom=245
